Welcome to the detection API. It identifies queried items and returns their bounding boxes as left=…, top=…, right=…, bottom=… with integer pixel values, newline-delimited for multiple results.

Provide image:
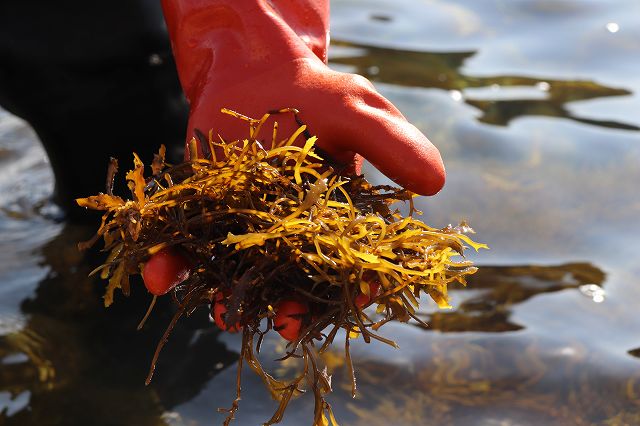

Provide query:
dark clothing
left=0, top=1, right=188, bottom=217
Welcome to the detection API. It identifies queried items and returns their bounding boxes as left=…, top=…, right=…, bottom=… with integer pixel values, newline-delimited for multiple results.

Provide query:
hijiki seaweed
left=77, top=109, right=486, bottom=426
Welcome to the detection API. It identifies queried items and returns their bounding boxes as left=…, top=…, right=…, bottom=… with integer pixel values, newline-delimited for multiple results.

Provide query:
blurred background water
left=1, top=0, right=639, bottom=425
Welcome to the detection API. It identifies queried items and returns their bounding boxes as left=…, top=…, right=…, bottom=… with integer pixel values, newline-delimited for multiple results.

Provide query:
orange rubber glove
left=143, top=0, right=445, bottom=296
left=161, top=0, right=444, bottom=193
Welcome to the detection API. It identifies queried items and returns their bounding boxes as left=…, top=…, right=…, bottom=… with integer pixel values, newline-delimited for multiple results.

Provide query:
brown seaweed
left=76, top=109, right=486, bottom=425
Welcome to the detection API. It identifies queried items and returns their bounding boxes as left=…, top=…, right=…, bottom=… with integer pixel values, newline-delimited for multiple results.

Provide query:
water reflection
left=421, top=262, right=605, bottom=332
left=0, top=224, right=237, bottom=425
left=343, top=335, right=640, bottom=426
left=330, top=40, right=639, bottom=131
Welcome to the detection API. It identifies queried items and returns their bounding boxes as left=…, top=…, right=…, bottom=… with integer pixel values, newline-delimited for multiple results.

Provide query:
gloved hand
left=161, top=0, right=444, bottom=193
left=144, top=0, right=445, bottom=297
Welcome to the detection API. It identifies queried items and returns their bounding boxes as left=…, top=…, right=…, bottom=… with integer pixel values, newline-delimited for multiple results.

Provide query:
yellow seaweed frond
left=77, top=108, right=485, bottom=426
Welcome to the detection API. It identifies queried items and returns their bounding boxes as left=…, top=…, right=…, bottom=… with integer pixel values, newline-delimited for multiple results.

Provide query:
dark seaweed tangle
left=77, top=109, right=486, bottom=426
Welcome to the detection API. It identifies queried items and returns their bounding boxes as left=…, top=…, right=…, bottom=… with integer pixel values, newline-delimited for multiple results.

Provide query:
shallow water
left=1, top=1, right=640, bottom=425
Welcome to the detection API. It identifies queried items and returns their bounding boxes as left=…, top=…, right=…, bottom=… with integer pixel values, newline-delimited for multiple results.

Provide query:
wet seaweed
left=77, top=109, right=486, bottom=425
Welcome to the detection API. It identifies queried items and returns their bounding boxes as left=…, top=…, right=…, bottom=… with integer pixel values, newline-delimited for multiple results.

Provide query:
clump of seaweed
left=77, top=108, right=486, bottom=426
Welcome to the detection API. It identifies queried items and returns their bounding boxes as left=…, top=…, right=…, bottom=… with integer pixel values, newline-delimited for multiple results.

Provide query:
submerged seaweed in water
left=77, top=109, right=486, bottom=425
